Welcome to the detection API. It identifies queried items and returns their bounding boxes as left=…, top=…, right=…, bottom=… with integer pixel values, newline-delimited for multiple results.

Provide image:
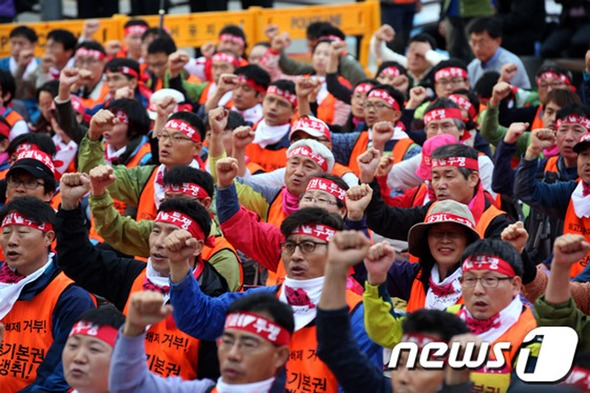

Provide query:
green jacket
left=535, top=295, right=590, bottom=352
left=442, top=0, right=493, bottom=18
left=479, top=105, right=531, bottom=157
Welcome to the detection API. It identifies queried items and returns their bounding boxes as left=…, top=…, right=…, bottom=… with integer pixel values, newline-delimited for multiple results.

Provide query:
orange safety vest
left=277, top=286, right=363, bottom=393
left=0, top=272, right=75, bottom=392
left=136, top=167, right=160, bottom=221
left=79, top=82, right=110, bottom=109
left=4, top=109, right=23, bottom=128
left=531, top=106, right=544, bottom=130
left=347, top=132, right=414, bottom=177
left=406, top=269, right=464, bottom=312
left=474, top=205, right=506, bottom=238
left=122, top=269, right=202, bottom=380
left=0, top=167, right=8, bottom=181
left=201, top=235, right=244, bottom=290
left=563, top=197, right=590, bottom=277
left=543, top=156, right=559, bottom=173
left=198, top=83, right=234, bottom=108
left=450, top=304, right=537, bottom=393
left=331, top=162, right=353, bottom=178
left=265, top=192, right=289, bottom=287
left=245, top=142, right=288, bottom=173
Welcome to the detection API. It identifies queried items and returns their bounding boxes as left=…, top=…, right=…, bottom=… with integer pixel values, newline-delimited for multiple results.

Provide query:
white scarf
left=104, top=143, right=127, bottom=163
left=316, top=77, right=329, bottom=105
left=0, top=254, right=54, bottom=320
left=145, top=258, right=171, bottom=303
left=571, top=181, right=590, bottom=218
left=153, top=159, right=201, bottom=208
left=216, top=377, right=275, bottom=393
left=279, top=276, right=324, bottom=331
left=458, top=295, right=523, bottom=343
left=367, top=126, right=409, bottom=147
left=207, top=82, right=233, bottom=107
left=252, top=119, right=290, bottom=149
left=52, top=134, right=78, bottom=174
left=425, top=266, right=462, bottom=310
left=233, top=103, right=264, bottom=125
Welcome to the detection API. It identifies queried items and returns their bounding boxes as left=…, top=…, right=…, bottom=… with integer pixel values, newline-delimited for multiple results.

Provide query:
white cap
left=147, top=88, right=185, bottom=120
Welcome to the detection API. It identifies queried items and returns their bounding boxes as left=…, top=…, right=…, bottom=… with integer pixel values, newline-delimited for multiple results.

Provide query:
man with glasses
left=5, top=148, right=56, bottom=204
left=167, top=206, right=382, bottom=393
left=78, top=108, right=206, bottom=222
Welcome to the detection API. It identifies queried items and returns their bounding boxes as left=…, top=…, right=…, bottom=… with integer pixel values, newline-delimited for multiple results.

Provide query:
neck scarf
left=252, top=119, right=290, bottom=148
left=425, top=266, right=462, bottom=310
left=572, top=180, right=590, bottom=218
left=207, top=82, right=233, bottom=107
left=153, top=159, right=201, bottom=209
left=0, top=254, right=54, bottom=320
left=216, top=376, right=275, bottom=393
left=467, top=182, right=486, bottom=224
left=279, top=276, right=324, bottom=331
left=104, top=143, right=127, bottom=164
left=281, top=187, right=299, bottom=215
left=52, top=134, right=78, bottom=174
left=458, top=295, right=523, bottom=342
left=233, top=103, right=263, bottom=125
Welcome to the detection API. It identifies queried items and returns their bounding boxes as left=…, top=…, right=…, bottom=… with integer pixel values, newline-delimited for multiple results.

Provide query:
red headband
left=536, top=71, right=571, bottom=86
left=0, top=122, right=8, bottom=138
left=219, top=34, right=245, bottom=48
left=107, top=66, right=139, bottom=79
left=212, top=52, right=240, bottom=67
left=423, top=108, right=464, bottom=125
left=399, top=332, right=447, bottom=362
left=380, top=66, right=400, bottom=77
left=425, top=212, right=476, bottom=230
left=431, top=156, right=478, bottom=171
left=353, top=83, right=373, bottom=95
left=267, top=85, right=297, bottom=107
left=68, top=321, right=118, bottom=348
left=15, top=143, right=41, bottom=155
left=288, top=146, right=329, bottom=171
left=164, top=119, right=201, bottom=143
left=434, top=67, right=468, bottom=82
left=462, top=255, right=516, bottom=277
left=448, top=94, right=476, bottom=120
left=155, top=210, right=211, bottom=245
left=238, top=75, right=266, bottom=93
left=306, top=177, right=346, bottom=203
left=367, top=89, right=400, bottom=110
left=556, top=115, right=590, bottom=130
left=114, top=110, right=129, bottom=125
left=75, top=47, right=105, bottom=61
left=562, top=367, right=590, bottom=390
left=291, top=223, right=337, bottom=242
left=124, top=25, right=148, bottom=37
left=317, top=34, right=344, bottom=43
left=164, top=182, right=210, bottom=199
left=2, top=211, right=53, bottom=232
left=15, top=150, right=56, bottom=175
left=224, top=312, right=291, bottom=346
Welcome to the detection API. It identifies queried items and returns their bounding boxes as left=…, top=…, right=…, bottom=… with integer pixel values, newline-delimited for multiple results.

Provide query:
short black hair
left=74, top=304, right=125, bottom=330
left=402, top=309, right=470, bottom=342
left=556, top=103, right=590, bottom=123
left=36, top=80, right=60, bottom=102
left=377, top=61, right=407, bottom=77
left=75, top=41, right=106, bottom=57
left=158, top=197, right=212, bottom=240
left=462, top=238, right=524, bottom=278
left=473, top=71, right=501, bottom=100
left=167, top=111, right=206, bottom=142
left=147, top=37, right=177, bottom=56
left=235, top=64, right=271, bottom=93
left=0, top=70, right=16, bottom=104
left=306, top=22, right=332, bottom=40
left=467, top=17, right=503, bottom=39
left=227, top=292, right=295, bottom=337
left=8, top=133, right=57, bottom=157
left=431, top=144, right=478, bottom=179
left=409, top=33, right=437, bottom=50
left=367, top=84, right=405, bottom=109
left=280, top=207, right=344, bottom=239
left=0, top=195, right=56, bottom=230
left=316, top=25, right=345, bottom=41
left=219, top=24, right=247, bottom=49
left=124, top=19, right=149, bottom=29
left=9, top=26, right=37, bottom=43
left=105, top=58, right=141, bottom=81
left=106, top=98, right=150, bottom=138
left=543, top=88, right=581, bottom=107
left=141, top=27, right=171, bottom=42
left=163, top=167, right=214, bottom=198
left=269, top=80, right=296, bottom=107
left=305, top=173, right=349, bottom=209
left=47, top=29, right=77, bottom=52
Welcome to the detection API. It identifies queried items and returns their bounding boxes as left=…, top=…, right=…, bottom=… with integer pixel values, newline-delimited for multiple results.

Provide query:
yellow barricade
left=0, top=1, right=380, bottom=69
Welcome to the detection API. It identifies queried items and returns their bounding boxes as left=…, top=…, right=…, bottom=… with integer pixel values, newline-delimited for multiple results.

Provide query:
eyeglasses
left=362, top=101, right=392, bottom=111
left=280, top=240, right=328, bottom=255
left=216, top=336, right=266, bottom=354
left=436, top=78, right=466, bottom=87
left=156, top=132, right=193, bottom=144
left=300, top=195, right=337, bottom=206
left=7, top=177, right=45, bottom=190
left=460, top=276, right=513, bottom=288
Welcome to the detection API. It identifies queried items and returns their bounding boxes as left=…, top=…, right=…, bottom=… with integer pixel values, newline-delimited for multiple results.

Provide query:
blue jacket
left=1, top=258, right=96, bottom=393
left=170, top=272, right=382, bottom=393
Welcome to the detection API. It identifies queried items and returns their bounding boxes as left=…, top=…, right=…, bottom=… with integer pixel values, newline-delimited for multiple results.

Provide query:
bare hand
left=217, top=74, right=239, bottom=94
left=60, top=172, right=91, bottom=209
left=105, top=40, right=123, bottom=57
left=264, top=24, right=280, bottom=40
left=407, top=86, right=427, bottom=109
left=114, top=86, right=133, bottom=100
left=327, top=230, right=371, bottom=268
left=296, top=77, right=320, bottom=98
left=156, top=96, right=178, bottom=119
left=490, top=81, right=512, bottom=107
left=165, top=229, right=199, bottom=264
left=345, top=184, right=373, bottom=220
left=82, top=19, right=100, bottom=38
left=59, top=67, right=80, bottom=89
left=88, top=109, right=117, bottom=141
left=232, top=126, right=255, bottom=151
left=271, top=32, right=291, bottom=53
left=357, top=147, right=381, bottom=183
left=371, top=121, right=394, bottom=153
left=17, top=49, right=34, bottom=68
left=168, top=50, right=190, bottom=78
left=40, top=54, right=55, bottom=73
left=586, top=50, right=590, bottom=73
left=124, top=291, right=172, bottom=336
left=375, top=155, right=394, bottom=178
left=529, top=128, right=556, bottom=153
left=201, top=42, right=216, bottom=59
left=504, top=122, right=529, bottom=144
left=364, top=241, right=396, bottom=285
left=216, top=157, right=240, bottom=188
left=501, top=221, right=528, bottom=254
left=552, top=234, right=590, bottom=272
left=208, top=106, right=229, bottom=134
left=499, top=63, right=518, bottom=83
left=329, top=41, right=347, bottom=59
left=375, top=24, right=395, bottom=42
left=89, top=164, right=116, bottom=197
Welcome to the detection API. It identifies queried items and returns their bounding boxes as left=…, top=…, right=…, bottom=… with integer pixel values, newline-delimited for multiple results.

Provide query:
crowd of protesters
left=0, top=6, right=589, bottom=393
